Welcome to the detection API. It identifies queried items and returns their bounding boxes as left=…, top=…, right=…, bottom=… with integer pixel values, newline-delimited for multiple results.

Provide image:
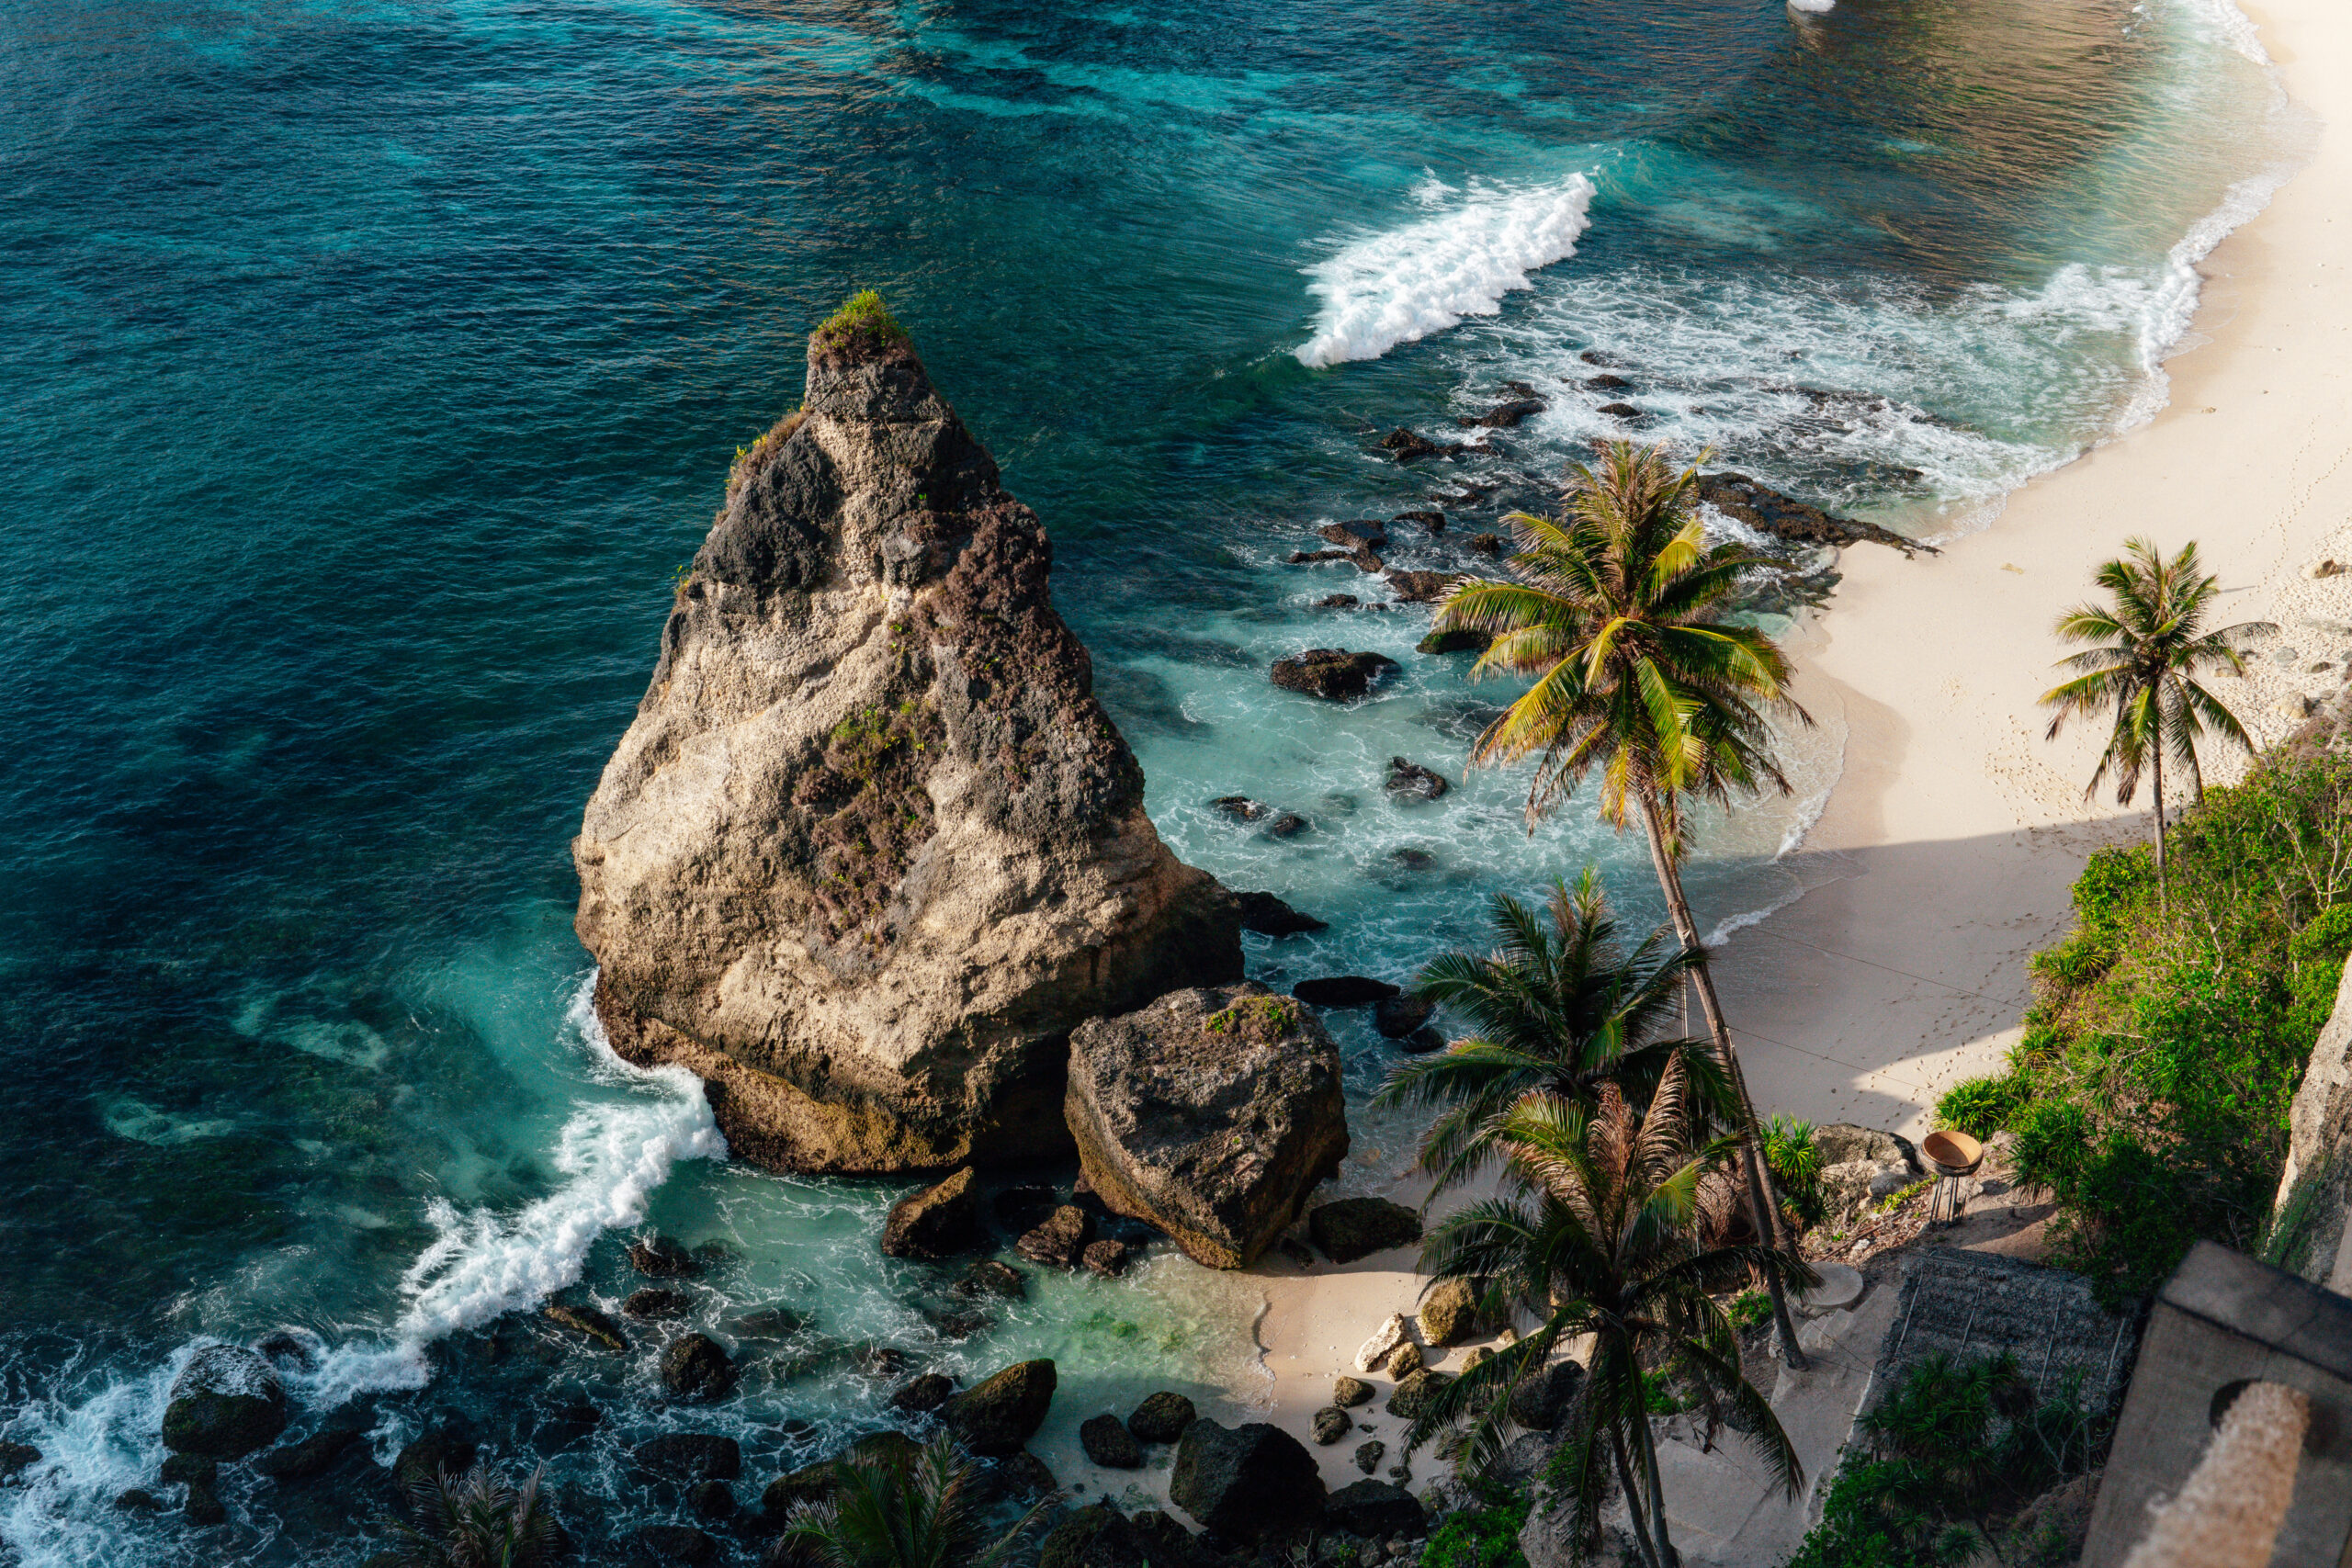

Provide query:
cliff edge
left=574, top=296, right=1241, bottom=1173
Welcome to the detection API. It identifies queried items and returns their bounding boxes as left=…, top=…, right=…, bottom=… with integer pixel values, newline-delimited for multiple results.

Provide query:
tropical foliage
left=780, top=1433, right=1052, bottom=1568
left=383, top=1463, right=560, bottom=1568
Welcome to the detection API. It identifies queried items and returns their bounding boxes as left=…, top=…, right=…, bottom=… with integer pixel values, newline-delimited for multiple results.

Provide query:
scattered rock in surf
left=1373, top=994, right=1435, bottom=1039
left=1385, top=1368, right=1449, bottom=1419
left=1385, top=570, right=1460, bottom=604
left=1579, top=349, right=1616, bottom=366
left=1395, top=510, right=1445, bottom=534
left=1312, top=1407, right=1352, bottom=1445
left=1353, top=1440, right=1385, bottom=1475
left=1327, top=1479, right=1429, bottom=1539
left=393, top=1427, right=478, bottom=1491
left=1289, top=547, right=1354, bottom=565
left=1081, top=1413, right=1146, bottom=1469
left=161, top=1345, right=288, bottom=1460
left=1318, top=521, right=1389, bottom=552
left=0, top=1442, right=39, bottom=1482
left=254, top=1427, right=362, bottom=1483
left=1315, top=593, right=1360, bottom=609
left=543, top=1302, right=628, bottom=1353
left=1586, top=373, right=1633, bottom=391
left=634, top=1433, right=741, bottom=1483
left=1696, top=472, right=1934, bottom=556
left=888, top=1372, right=956, bottom=1414
left=1385, top=757, right=1449, bottom=800
left=1231, top=889, right=1328, bottom=936
left=1417, top=626, right=1487, bottom=655
left=1264, top=811, right=1310, bottom=838
left=1459, top=398, right=1545, bottom=429
left=1270, top=648, right=1399, bottom=701
left=628, top=1233, right=699, bottom=1280
left=1389, top=1341, right=1425, bottom=1379
left=1315, top=1199, right=1423, bottom=1266
left=1468, top=532, right=1503, bottom=556
left=1419, top=1278, right=1479, bottom=1346
left=955, top=1258, right=1027, bottom=1300
left=660, top=1334, right=737, bottom=1402
left=1403, top=1026, right=1445, bottom=1054
left=1015, top=1205, right=1094, bottom=1269
left=688, top=1479, right=736, bottom=1519
left=182, top=1472, right=227, bottom=1526
left=881, top=1166, right=986, bottom=1259
left=254, top=1332, right=313, bottom=1371
left=1596, top=401, right=1643, bottom=420
left=1378, top=428, right=1464, bottom=464
left=944, top=1359, right=1058, bottom=1456
left=1211, top=795, right=1268, bottom=821
left=160, top=1452, right=214, bottom=1488
left=1171, top=1419, right=1326, bottom=1540
left=623, top=1287, right=691, bottom=1320
left=1128, top=1391, right=1197, bottom=1444
left=1067, top=985, right=1347, bottom=1269
left=730, top=1304, right=811, bottom=1338
left=1389, top=846, right=1439, bottom=872
left=1292, top=976, right=1400, bottom=1007
left=633, top=1523, right=718, bottom=1564
left=1354, top=1313, right=1409, bottom=1372
left=1081, top=1239, right=1132, bottom=1277
left=1334, top=1375, right=1374, bottom=1407
left=113, top=1488, right=162, bottom=1512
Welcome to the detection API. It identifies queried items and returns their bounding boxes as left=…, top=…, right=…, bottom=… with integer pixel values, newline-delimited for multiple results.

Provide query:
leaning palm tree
left=1431, top=440, right=1814, bottom=1364
left=1374, top=868, right=1730, bottom=1198
left=1404, top=1057, right=1808, bottom=1568
left=782, top=1433, right=1053, bottom=1568
left=385, top=1462, right=560, bottom=1568
left=2040, top=537, right=2271, bottom=894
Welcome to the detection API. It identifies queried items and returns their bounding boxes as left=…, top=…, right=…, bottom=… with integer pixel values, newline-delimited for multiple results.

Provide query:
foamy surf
left=1295, top=174, right=1597, bottom=368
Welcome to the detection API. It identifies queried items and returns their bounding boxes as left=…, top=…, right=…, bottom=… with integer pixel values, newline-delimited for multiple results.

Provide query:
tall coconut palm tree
left=782, top=1433, right=1053, bottom=1568
left=1403, top=1058, right=1808, bottom=1568
left=2040, top=537, right=2271, bottom=894
left=1431, top=440, right=1814, bottom=1364
left=1373, top=868, right=1731, bottom=1198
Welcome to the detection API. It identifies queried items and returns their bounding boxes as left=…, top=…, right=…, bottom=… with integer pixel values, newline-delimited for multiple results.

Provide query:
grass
left=1204, top=995, right=1302, bottom=1043
left=811, top=289, right=911, bottom=361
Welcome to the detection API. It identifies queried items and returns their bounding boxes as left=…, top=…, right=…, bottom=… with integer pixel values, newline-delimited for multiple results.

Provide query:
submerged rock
left=1270, top=648, right=1399, bottom=701
left=1231, top=890, right=1329, bottom=936
left=575, top=307, right=1240, bottom=1176
left=0, top=1442, right=39, bottom=1482
left=161, top=1346, right=288, bottom=1460
left=1459, top=397, right=1545, bottom=430
left=393, top=1428, right=478, bottom=1491
left=1385, top=758, right=1449, bottom=800
left=1317, top=521, right=1389, bottom=552
left=888, top=1372, right=956, bottom=1414
left=881, top=1167, right=985, bottom=1258
left=1170, top=1420, right=1325, bottom=1540
left=955, top=1258, right=1027, bottom=1300
left=254, top=1427, right=362, bottom=1483
left=623, top=1288, right=692, bottom=1321
left=634, top=1434, right=742, bottom=1483
left=1312, top=1198, right=1422, bottom=1264
left=1395, top=510, right=1446, bottom=534
left=1065, top=984, right=1349, bottom=1269
left=635, top=1523, right=718, bottom=1564
left=945, top=1359, right=1057, bottom=1456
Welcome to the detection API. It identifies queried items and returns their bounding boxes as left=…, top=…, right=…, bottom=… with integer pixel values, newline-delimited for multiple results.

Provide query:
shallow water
left=0, top=0, right=2290, bottom=1557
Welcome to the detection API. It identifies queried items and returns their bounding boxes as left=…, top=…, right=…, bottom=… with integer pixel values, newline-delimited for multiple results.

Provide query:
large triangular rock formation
left=575, top=299, right=1241, bottom=1173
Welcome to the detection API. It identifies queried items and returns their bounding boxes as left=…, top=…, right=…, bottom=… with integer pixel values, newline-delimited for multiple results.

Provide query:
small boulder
left=1232, top=890, right=1329, bottom=936
left=1415, top=627, right=1488, bottom=655
left=888, top=1372, right=956, bottom=1414
left=1395, top=511, right=1446, bottom=535
left=731, top=1304, right=812, bottom=1338
left=1402, top=1027, right=1446, bottom=1055
left=1385, top=571, right=1459, bottom=604
left=1326, top=1479, right=1427, bottom=1539
left=254, top=1427, right=362, bottom=1483
left=1292, top=976, right=1401, bottom=1007
left=113, top=1488, right=162, bottom=1512
left=1419, top=1279, right=1477, bottom=1346
left=1385, top=759, right=1449, bottom=801
left=1389, top=1342, right=1425, bottom=1379
left=1354, top=1313, right=1408, bottom=1372
left=160, top=1453, right=215, bottom=1486
left=1468, top=532, right=1503, bottom=557
left=1311, top=1198, right=1423, bottom=1264
left=1318, top=521, right=1389, bottom=552
left=1373, top=995, right=1435, bottom=1039
left=881, top=1167, right=985, bottom=1259
left=1271, top=649, right=1400, bottom=701
left=544, top=1302, right=629, bottom=1351
left=1353, top=1440, right=1385, bottom=1475
left=628, top=1234, right=699, bottom=1279
left=661, top=1334, right=737, bottom=1401
left=1597, top=401, right=1641, bottom=420
left=634, top=1433, right=741, bottom=1483
left=1170, top=1420, right=1326, bottom=1541
left=1067, top=984, right=1349, bottom=1269
left=1016, top=1206, right=1095, bottom=1269
left=1587, top=373, right=1633, bottom=391
left=955, top=1258, right=1027, bottom=1300
left=1334, top=1375, right=1374, bottom=1406
left=623, top=1288, right=692, bottom=1320
left=1080, top=1414, right=1145, bottom=1469
left=944, top=1359, right=1057, bottom=1456
left=1082, top=1239, right=1132, bottom=1278
left=1288, top=548, right=1354, bottom=565
left=1378, top=428, right=1464, bottom=464
left=1385, top=1369, right=1447, bottom=1419
left=161, top=1346, right=288, bottom=1460
left=1264, top=812, right=1311, bottom=838
left=1316, top=593, right=1361, bottom=609
left=1459, top=398, right=1545, bottom=430
left=1128, top=1391, right=1197, bottom=1444
left=1211, top=795, right=1268, bottom=822
left=635, top=1523, right=718, bottom=1564
left=1311, top=1407, right=1351, bottom=1445
left=991, top=1450, right=1059, bottom=1502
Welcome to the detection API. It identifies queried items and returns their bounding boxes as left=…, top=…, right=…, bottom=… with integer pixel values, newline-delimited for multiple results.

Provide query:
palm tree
left=2040, top=537, right=2271, bottom=894
left=1404, top=1056, right=1808, bottom=1568
left=1432, top=440, right=1814, bottom=1364
left=781, top=1434, right=1053, bottom=1568
left=1374, top=868, right=1730, bottom=1198
left=386, top=1463, right=560, bottom=1568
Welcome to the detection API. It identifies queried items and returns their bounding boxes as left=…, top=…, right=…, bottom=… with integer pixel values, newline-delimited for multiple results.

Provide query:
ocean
left=0, top=0, right=2290, bottom=1558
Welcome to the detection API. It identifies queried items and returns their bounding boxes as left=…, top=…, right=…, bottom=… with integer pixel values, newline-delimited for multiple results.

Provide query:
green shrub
left=1936, top=1073, right=2024, bottom=1137
left=1421, top=1495, right=1530, bottom=1568
left=1728, top=1290, right=1771, bottom=1330
left=811, top=289, right=910, bottom=360
left=1762, top=1114, right=1826, bottom=1226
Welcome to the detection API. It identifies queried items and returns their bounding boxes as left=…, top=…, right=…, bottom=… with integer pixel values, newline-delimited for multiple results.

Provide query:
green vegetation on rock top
left=812, top=289, right=911, bottom=360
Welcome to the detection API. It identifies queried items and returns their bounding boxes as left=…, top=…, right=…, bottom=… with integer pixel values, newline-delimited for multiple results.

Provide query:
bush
left=1762, top=1114, right=1826, bottom=1226
left=1935, top=1074, right=2024, bottom=1137
left=1728, top=1290, right=1772, bottom=1330
left=811, top=289, right=910, bottom=360
left=1421, top=1495, right=1530, bottom=1568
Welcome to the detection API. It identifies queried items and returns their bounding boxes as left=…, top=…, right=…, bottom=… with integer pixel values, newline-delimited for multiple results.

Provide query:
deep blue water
left=0, top=0, right=2284, bottom=1558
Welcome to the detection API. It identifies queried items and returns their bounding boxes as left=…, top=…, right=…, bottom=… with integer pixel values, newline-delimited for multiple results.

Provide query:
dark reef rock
left=1586, top=373, right=1633, bottom=391
left=1468, top=531, right=1504, bottom=556
left=1128, top=1391, right=1197, bottom=1444
left=1385, top=758, right=1449, bottom=800
left=1403, top=1026, right=1446, bottom=1054
left=393, top=1428, right=478, bottom=1491
left=1597, top=401, right=1642, bottom=420
left=1417, top=626, right=1489, bottom=654
left=1458, top=398, right=1545, bottom=429
left=1067, top=985, right=1347, bottom=1269
left=634, top=1434, right=742, bottom=1483
left=1385, top=570, right=1459, bottom=604
left=1015, top=1205, right=1095, bottom=1269
left=1264, top=811, right=1311, bottom=838
left=0, top=1442, right=39, bottom=1482
left=628, top=1234, right=699, bottom=1279
left=1373, top=994, right=1436, bottom=1039
left=888, top=1372, right=956, bottom=1414
left=635, top=1523, right=718, bottom=1564
left=944, top=1359, right=1057, bottom=1456
left=543, top=1302, right=628, bottom=1352
left=956, top=1258, right=1027, bottom=1300
left=254, top=1427, right=362, bottom=1483
left=1314, top=593, right=1360, bottom=609
left=1394, top=510, right=1446, bottom=535
left=660, top=1335, right=736, bottom=1402
left=1210, top=795, right=1268, bottom=822
left=1308, top=1197, right=1422, bottom=1263
left=1081, top=1239, right=1131, bottom=1277
left=881, top=1167, right=985, bottom=1258
left=1231, top=890, right=1329, bottom=936
left=1326, top=1479, right=1427, bottom=1538
left=575, top=310, right=1240, bottom=1176
left=161, top=1346, right=288, bottom=1460
left=1378, top=428, right=1464, bottom=464
left=1080, top=1413, right=1145, bottom=1469
left=1170, top=1420, right=1325, bottom=1541
left=1317, top=521, right=1389, bottom=552
left=1353, top=1440, right=1385, bottom=1475
left=623, top=1288, right=692, bottom=1321
left=1696, top=472, right=1932, bottom=556
left=1270, top=649, right=1399, bottom=701
left=1292, top=976, right=1400, bottom=1008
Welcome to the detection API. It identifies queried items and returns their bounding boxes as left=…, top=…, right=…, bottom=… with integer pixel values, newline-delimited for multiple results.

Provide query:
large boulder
left=1309, top=1197, right=1422, bottom=1263
left=1170, top=1420, right=1324, bottom=1540
left=161, top=1346, right=288, bottom=1460
left=881, top=1167, right=984, bottom=1258
left=944, top=1359, right=1057, bottom=1456
left=1419, top=1278, right=1479, bottom=1346
left=1270, top=649, right=1399, bottom=701
left=661, top=1335, right=736, bottom=1401
left=575, top=305, right=1241, bottom=1175
left=1066, top=984, right=1349, bottom=1269
left=1325, top=1479, right=1427, bottom=1538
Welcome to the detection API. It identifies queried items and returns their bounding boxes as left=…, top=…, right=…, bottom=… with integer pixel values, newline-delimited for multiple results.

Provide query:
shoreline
left=1229, top=0, right=2352, bottom=1506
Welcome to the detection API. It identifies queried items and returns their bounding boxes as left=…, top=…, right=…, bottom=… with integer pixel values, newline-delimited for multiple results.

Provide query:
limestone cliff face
left=575, top=310, right=1241, bottom=1173
left=2273, top=954, right=2352, bottom=1291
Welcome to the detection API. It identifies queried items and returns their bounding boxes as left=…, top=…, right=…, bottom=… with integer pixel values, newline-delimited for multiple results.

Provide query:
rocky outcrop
left=1385, top=571, right=1459, bottom=604
left=1696, top=472, right=1933, bottom=557
left=1271, top=649, right=1399, bottom=701
left=1815, top=1123, right=1923, bottom=1221
left=1232, top=891, right=1328, bottom=936
left=574, top=303, right=1241, bottom=1174
left=1379, top=429, right=1464, bottom=463
left=2273, top=956, right=2352, bottom=1290
left=880, top=1167, right=984, bottom=1258
left=1066, top=985, right=1349, bottom=1269
left=1325, top=1479, right=1426, bottom=1538
left=161, top=1346, right=288, bottom=1460
left=1313, top=1198, right=1422, bottom=1263
left=661, top=1335, right=736, bottom=1401
left=1170, top=1420, right=1325, bottom=1540
left=944, top=1359, right=1057, bottom=1456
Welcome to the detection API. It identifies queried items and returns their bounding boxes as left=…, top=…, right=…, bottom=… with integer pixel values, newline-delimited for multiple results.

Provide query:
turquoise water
left=0, top=0, right=2287, bottom=1558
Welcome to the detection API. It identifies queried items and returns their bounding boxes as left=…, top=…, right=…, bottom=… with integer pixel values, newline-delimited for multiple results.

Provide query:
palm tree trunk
left=1634, top=1391, right=1683, bottom=1568
left=2152, top=728, right=2169, bottom=900
left=1611, top=1425, right=1668, bottom=1568
left=1636, top=791, right=1807, bottom=1371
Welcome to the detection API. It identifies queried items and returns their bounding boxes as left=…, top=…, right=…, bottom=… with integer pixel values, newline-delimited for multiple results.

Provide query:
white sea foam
left=1295, top=175, right=1596, bottom=368
left=1787, top=0, right=1836, bottom=15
